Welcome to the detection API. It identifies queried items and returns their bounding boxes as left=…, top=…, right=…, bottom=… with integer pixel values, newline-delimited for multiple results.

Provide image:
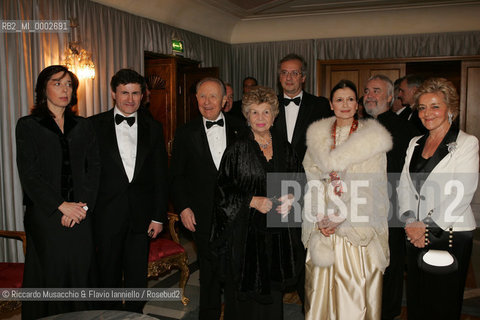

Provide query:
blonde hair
left=414, top=78, right=459, bottom=120
left=242, top=86, right=279, bottom=118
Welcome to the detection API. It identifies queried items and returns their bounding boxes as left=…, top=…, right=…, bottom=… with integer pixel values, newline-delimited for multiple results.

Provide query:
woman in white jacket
left=397, top=78, right=479, bottom=320
left=302, top=80, right=392, bottom=320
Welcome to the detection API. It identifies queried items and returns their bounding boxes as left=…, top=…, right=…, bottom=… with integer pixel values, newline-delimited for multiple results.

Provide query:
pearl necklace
left=256, top=133, right=272, bottom=149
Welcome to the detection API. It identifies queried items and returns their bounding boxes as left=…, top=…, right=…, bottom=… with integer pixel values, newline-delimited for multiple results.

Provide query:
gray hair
left=196, top=77, right=226, bottom=97
left=367, top=74, right=394, bottom=107
left=404, top=74, right=425, bottom=88
left=278, top=53, right=307, bottom=76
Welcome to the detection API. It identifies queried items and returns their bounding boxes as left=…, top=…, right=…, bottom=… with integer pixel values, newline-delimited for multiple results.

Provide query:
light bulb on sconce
left=62, top=18, right=95, bottom=80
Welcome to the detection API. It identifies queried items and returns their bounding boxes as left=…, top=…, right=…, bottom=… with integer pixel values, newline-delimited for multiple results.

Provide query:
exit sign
left=172, top=40, right=184, bottom=55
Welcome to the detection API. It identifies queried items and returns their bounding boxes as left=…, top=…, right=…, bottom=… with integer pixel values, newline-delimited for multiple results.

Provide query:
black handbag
left=417, top=210, right=458, bottom=275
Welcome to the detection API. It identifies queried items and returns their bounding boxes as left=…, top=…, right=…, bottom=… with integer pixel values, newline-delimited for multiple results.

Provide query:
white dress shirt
left=203, top=113, right=227, bottom=170
left=396, top=106, right=406, bottom=115
left=284, top=91, right=303, bottom=143
left=114, top=107, right=137, bottom=183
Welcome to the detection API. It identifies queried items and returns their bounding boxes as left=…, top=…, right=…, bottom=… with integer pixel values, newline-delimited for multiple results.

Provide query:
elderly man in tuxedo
left=171, top=77, right=244, bottom=319
left=363, top=74, right=419, bottom=320
left=90, top=69, right=168, bottom=312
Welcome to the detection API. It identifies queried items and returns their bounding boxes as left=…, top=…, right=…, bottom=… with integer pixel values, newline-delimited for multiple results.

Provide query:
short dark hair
left=31, top=65, right=79, bottom=117
left=404, top=74, right=424, bottom=88
left=110, top=69, right=146, bottom=93
left=394, top=76, right=404, bottom=89
left=242, top=76, right=258, bottom=87
left=278, top=53, right=307, bottom=76
left=196, top=77, right=226, bottom=97
left=330, top=79, right=357, bottom=101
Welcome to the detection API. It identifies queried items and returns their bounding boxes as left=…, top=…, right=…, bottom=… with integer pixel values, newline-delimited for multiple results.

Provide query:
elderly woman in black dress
left=16, top=65, right=100, bottom=319
left=211, top=86, right=304, bottom=319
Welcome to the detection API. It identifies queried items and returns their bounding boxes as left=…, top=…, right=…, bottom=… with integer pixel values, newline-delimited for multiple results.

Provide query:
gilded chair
left=148, top=212, right=189, bottom=305
left=0, top=230, right=26, bottom=314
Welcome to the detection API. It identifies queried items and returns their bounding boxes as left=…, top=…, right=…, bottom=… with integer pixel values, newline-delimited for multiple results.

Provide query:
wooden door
left=319, top=61, right=405, bottom=97
left=461, top=61, right=480, bottom=210
left=145, top=58, right=177, bottom=150
left=145, top=55, right=219, bottom=156
left=178, top=67, right=219, bottom=126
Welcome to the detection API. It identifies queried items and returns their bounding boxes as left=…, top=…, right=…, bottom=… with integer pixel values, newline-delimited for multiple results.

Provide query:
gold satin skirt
left=305, top=234, right=383, bottom=320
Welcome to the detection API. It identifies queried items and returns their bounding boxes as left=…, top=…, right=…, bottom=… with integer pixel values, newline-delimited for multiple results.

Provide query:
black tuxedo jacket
left=273, top=91, right=332, bottom=161
left=89, top=109, right=168, bottom=236
left=409, top=108, right=428, bottom=134
left=377, top=110, right=420, bottom=173
left=170, top=113, right=244, bottom=235
left=16, top=114, right=100, bottom=231
left=229, top=100, right=245, bottom=120
left=397, top=106, right=412, bottom=120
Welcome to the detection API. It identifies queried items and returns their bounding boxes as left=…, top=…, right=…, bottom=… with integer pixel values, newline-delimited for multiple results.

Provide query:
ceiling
left=91, top=0, right=480, bottom=43
left=195, top=0, right=480, bottom=19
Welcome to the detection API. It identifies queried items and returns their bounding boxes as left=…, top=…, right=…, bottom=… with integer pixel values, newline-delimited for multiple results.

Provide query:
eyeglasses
left=279, top=70, right=302, bottom=78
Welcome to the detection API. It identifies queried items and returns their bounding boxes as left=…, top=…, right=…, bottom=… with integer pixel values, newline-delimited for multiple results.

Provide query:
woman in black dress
left=16, top=65, right=100, bottom=319
left=398, top=78, right=479, bottom=319
left=211, top=86, right=305, bottom=319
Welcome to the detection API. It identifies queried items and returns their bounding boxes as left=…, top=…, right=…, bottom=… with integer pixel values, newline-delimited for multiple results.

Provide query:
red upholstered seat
left=0, top=263, right=24, bottom=288
left=147, top=213, right=190, bottom=305
left=148, top=238, right=185, bottom=261
left=0, top=230, right=26, bottom=314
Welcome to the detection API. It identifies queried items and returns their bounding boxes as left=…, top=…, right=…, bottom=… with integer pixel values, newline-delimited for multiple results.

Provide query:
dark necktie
left=115, top=114, right=135, bottom=126
left=284, top=97, right=301, bottom=106
left=206, top=118, right=224, bottom=129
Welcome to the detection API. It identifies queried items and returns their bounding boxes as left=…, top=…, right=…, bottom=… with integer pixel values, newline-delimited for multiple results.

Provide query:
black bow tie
left=115, top=114, right=135, bottom=126
left=206, top=118, right=224, bottom=129
left=284, top=97, right=301, bottom=106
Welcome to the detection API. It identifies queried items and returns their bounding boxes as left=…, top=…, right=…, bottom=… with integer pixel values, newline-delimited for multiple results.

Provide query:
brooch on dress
left=446, top=142, right=457, bottom=154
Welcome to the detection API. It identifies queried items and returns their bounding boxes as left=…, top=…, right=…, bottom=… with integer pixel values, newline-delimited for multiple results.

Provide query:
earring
left=448, top=112, right=453, bottom=125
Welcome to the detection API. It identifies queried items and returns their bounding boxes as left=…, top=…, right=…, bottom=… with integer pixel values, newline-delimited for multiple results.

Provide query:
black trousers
left=96, top=226, right=149, bottom=313
left=194, top=232, right=222, bottom=320
left=381, top=227, right=406, bottom=320
left=406, top=230, right=473, bottom=320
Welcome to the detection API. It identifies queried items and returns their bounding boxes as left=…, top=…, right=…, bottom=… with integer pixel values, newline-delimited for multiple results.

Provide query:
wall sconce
left=62, top=18, right=95, bottom=80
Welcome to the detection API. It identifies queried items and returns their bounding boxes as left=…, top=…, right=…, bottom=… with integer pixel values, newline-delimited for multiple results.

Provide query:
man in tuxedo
left=398, top=74, right=427, bottom=133
left=170, top=77, right=244, bottom=319
left=272, top=53, right=331, bottom=305
left=363, top=74, right=419, bottom=320
left=273, top=53, right=332, bottom=162
left=230, top=76, right=258, bottom=120
left=90, top=69, right=168, bottom=312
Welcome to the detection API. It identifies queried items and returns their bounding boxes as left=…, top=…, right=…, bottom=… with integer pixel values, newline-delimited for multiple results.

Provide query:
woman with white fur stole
left=302, top=80, right=392, bottom=320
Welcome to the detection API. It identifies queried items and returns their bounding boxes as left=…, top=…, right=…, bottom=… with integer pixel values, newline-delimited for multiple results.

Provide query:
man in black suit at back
left=364, top=74, right=419, bottom=320
left=230, top=76, right=258, bottom=120
left=170, top=77, right=244, bottom=319
left=273, top=53, right=332, bottom=162
left=90, top=69, right=168, bottom=312
left=398, top=74, right=427, bottom=133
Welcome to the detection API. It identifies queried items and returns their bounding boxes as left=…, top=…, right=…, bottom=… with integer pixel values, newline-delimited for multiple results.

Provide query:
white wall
left=231, top=5, right=480, bottom=43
